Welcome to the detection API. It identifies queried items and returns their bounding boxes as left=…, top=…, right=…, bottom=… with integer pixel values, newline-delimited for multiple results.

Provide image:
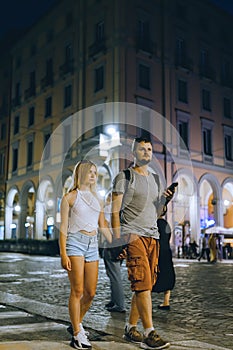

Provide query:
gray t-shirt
left=112, top=168, right=162, bottom=238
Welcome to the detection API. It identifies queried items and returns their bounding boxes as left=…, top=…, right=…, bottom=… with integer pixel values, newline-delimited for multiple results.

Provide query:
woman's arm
left=98, top=210, right=112, bottom=243
left=59, top=194, right=71, bottom=271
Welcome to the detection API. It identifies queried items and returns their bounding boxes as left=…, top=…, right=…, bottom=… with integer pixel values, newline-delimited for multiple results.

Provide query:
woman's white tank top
left=68, top=190, right=101, bottom=233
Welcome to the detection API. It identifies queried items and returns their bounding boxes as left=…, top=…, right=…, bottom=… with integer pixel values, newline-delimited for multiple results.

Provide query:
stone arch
left=5, top=186, right=20, bottom=239
left=35, top=176, right=55, bottom=240
left=199, top=173, right=222, bottom=226
left=172, top=168, right=199, bottom=242
left=19, top=180, right=36, bottom=239
left=222, top=177, right=233, bottom=228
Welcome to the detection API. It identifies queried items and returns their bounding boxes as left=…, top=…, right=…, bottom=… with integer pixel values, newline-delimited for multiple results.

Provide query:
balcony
left=136, top=37, right=156, bottom=56
left=199, top=65, right=216, bottom=82
left=24, top=87, right=36, bottom=100
left=175, top=55, right=193, bottom=72
left=41, top=75, right=54, bottom=90
left=88, top=39, right=106, bottom=58
left=59, top=60, right=74, bottom=77
left=221, top=76, right=233, bottom=89
left=11, top=97, right=21, bottom=108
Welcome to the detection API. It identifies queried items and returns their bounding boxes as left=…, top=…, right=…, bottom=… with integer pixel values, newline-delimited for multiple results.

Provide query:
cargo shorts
left=126, top=235, right=160, bottom=292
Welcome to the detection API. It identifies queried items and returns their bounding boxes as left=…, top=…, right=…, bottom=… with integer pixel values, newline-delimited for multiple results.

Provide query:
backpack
left=123, top=168, right=160, bottom=194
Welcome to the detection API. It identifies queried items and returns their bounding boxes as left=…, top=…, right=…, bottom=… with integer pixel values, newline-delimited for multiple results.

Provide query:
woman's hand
left=61, top=255, right=71, bottom=271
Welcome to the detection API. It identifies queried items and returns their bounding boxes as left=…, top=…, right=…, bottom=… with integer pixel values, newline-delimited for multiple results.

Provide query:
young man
left=111, top=136, right=172, bottom=349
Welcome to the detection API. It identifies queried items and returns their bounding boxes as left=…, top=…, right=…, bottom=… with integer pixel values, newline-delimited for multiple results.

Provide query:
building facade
left=0, top=0, right=233, bottom=252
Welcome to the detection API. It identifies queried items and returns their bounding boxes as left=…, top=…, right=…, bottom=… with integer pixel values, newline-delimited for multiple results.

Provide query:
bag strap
left=123, top=168, right=160, bottom=195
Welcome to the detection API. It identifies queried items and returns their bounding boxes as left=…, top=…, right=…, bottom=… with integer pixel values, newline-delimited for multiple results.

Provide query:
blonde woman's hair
left=67, top=160, right=98, bottom=194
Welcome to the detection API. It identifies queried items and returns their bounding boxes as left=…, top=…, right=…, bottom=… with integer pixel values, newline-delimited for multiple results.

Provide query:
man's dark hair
left=132, top=136, right=152, bottom=152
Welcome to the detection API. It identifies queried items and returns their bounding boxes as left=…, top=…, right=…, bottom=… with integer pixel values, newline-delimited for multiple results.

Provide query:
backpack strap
left=123, top=168, right=160, bottom=194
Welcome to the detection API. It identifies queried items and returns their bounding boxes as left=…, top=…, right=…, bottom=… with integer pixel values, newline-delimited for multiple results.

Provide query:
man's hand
left=107, top=237, right=128, bottom=261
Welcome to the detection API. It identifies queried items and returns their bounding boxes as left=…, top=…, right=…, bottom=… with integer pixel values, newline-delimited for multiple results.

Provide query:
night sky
left=0, top=0, right=233, bottom=39
left=0, top=0, right=57, bottom=39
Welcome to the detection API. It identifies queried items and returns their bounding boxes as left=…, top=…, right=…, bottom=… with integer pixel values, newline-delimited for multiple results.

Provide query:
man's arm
left=111, top=192, right=123, bottom=240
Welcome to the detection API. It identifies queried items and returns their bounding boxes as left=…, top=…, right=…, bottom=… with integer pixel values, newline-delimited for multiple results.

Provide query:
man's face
left=134, top=141, right=152, bottom=166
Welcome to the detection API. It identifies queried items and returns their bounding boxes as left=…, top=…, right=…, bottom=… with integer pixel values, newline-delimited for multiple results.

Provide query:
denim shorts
left=66, top=232, right=99, bottom=262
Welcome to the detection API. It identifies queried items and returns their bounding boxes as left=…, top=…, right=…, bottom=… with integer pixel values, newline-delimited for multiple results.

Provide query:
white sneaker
left=71, top=331, right=92, bottom=349
left=80, top=323, right=90, bottom=337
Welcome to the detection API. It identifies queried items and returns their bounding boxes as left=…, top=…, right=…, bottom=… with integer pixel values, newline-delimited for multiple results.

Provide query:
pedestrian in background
left=102, top=191, right=126, bottom=313
left=59, top=160, right=112, bottom=350
left=209, top=233, right=217, bottom=263
left=112, top=136, right=172, bottom=350
left=152, top=217, right=176, bottom=311
left=198, top=234, right=207, bottom=261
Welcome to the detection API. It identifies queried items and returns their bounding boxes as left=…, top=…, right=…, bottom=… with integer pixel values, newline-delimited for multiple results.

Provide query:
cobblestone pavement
left=0, top=252, right=233, bottom=349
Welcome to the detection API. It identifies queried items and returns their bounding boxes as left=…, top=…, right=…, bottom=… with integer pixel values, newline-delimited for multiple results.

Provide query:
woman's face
left=85, top=165, right=97, bottom=186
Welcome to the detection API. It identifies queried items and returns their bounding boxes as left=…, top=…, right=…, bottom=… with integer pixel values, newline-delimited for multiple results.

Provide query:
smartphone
left=167, top=182, right=178, bottom=192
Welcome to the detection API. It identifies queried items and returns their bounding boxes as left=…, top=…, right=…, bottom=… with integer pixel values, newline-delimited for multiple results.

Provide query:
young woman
left=59, top=160, right=112, bottom=349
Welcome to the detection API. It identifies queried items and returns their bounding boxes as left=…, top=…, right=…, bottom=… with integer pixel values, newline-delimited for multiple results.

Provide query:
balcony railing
left=175, top=55, right=193, bottom=71
left=41, top=75, right=54, bottom=90
left=11, top=97, right=21, bottom=108
left=88, top=39, right=106, bottom=58
left=199, top=65, right=216, bottom=81
left=59, top=60, right=74, bottom=77
left=24, top=87, right=36, bottom=100
left=136, top=37, right=156, bottom=56
left=221, top=76, right=233, bottom=89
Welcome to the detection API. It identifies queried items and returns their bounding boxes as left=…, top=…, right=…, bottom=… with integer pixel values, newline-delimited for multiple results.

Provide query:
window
left=94, top=66, right=104, bottom=92
left=0, top=153, right=5, bottom=176
left=65, top=44, right=73, bottom=62
left=94, top=109, right=103, bottom=134
left=136, top=107, right=151, bottom=136
left=139, top=64, right=150, bottom=90
left=201, top=118, right=214, bottom=161
left=64, top=84, right=72, bottom=108
left=202, top=89, right=211, bottom=111
left=95, top=21, right=105, bottom=42
left=46, top=58, right=53, bottom=81
left=222, top=60, right=231, bottom=81
left=27, top=140, right=33, bottom=167
left=14, top=82, right=21, bottom=105
left=178, top=79, right=188, bottom=103
left=28, top=106, right=35, bottom=126
left=175, top=38, right=186, bottom=64
left=137, top=19, right=151, bottom=52
left=63, top=124, right=71, bottom=154
left=177, top=111, right=190, bottom=154
left=29, top=71, right=36, bottom=94
left=223, top=98, right=231, bottom=119
left=203, top=128, right=212, bottom=156
left=1, top=123, right=6, bottom=140
left=43, top=133, right=51, bottom=161
left=12, top=147, right=18, bottom=172
left=14, top=115, right=20, bottom=135
left=45, top=96, right=52, bottom=118
left=225, top=134, right=233, bottom=161
left=179, top=120, right=189, bottom=150
left=200, top=49, right=209, bottom=69
left=138, top=19, right=150, bottom=42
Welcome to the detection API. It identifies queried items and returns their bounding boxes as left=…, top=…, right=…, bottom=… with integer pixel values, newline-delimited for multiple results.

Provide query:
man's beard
left=136, top=158, right=151, bottom=166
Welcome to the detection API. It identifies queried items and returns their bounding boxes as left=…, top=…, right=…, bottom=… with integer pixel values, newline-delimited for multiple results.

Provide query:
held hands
left=61, top=255, right=72, bottom=271
left=108, top=237, right=128, bottom=261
